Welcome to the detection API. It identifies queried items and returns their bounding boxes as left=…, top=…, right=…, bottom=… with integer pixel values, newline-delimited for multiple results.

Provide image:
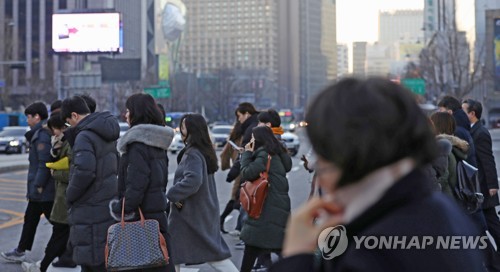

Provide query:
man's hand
left=490, top=189, right=498, bottom=197
left=301, top=155, right=311, bottom=171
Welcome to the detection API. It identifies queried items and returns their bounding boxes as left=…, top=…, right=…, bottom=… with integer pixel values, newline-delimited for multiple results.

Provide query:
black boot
left=220, top=200, right=235, bottom=234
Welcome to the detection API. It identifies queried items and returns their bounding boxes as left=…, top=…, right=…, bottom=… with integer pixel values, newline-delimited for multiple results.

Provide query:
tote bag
left=105, top=198, right=169, bottom=271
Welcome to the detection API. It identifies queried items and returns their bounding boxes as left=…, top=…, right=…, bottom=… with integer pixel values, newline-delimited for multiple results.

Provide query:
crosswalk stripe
left=0, top=197, right=27, bottom=202
left=0, top=191, right=25, bottom=197
left=0, top=178, right=25, bottom=184
left=0, top=183, right=25, bottom=189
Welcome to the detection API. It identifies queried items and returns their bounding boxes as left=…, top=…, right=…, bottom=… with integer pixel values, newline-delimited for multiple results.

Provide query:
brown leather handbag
left=240, top=155, right=272, bottom=219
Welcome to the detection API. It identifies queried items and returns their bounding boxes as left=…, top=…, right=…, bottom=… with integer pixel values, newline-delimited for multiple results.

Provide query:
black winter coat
left=470, top=121, right=500, bottom=209
left=453, top=109, right=477, bottom=167
left=112, top=124, right=174, bottom=234
left=271, top=169, right=485, bottom=272
left=65, top=112, right=120, bottom=266
left=227, top=113, right=259, bottom=182
left=112, top=124, right=175, bottom=272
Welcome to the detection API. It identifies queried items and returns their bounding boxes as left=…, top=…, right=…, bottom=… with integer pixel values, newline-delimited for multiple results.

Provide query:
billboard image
left=52, top=12, right=122, bottom=53
left=495, top=18, right=500, bottom=91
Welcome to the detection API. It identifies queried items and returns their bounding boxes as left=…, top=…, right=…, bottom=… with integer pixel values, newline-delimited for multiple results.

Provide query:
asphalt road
left=0, top=129, right=312, bottom=272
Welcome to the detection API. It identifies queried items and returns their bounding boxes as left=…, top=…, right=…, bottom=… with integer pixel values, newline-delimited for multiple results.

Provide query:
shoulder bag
left=240, top=155, right=272, bottom=219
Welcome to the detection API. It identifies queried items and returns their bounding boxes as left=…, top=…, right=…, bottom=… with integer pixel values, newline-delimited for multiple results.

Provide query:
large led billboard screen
left=52, top=12, right=122, bottom=53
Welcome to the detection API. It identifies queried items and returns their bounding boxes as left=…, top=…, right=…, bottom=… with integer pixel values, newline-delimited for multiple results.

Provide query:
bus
left=278, top=109, right=296, bottom=132
left=166, top=112, right=191, bottom=131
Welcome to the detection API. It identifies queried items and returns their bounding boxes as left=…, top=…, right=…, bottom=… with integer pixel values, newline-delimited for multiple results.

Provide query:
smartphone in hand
left=228, top=140, right=244, bottom=152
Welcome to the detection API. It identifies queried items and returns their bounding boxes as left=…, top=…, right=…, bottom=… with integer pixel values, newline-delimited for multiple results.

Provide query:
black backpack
left=454, top=160, right=484, bottom=213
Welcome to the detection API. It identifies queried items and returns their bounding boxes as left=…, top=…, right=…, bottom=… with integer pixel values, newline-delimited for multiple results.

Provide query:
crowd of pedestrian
left=1, top=76, right=500, bottom=271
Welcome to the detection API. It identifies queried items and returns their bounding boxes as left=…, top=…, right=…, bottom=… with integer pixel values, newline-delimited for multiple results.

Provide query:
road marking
left=291, top=166, right=300, bottom=172
left=0, top=209, right=25, bottom=230
left=0, top=187, right=25, bottom=192
left=0, top=217, right=24, bottom=229
left=180, top=268, right=199, bottom=272
left=0, top=197, right=27, bottom=202
left=0, top=191, right=25, bottom=197
left=168, top=173, right=175, bottom=181
left=0, top=209, right=25, bottom=217
left=0, top=183, right=25, bottom=189
left=8, top=170, right=28, bottom=175
left=0, top=178, right=25, bottom=184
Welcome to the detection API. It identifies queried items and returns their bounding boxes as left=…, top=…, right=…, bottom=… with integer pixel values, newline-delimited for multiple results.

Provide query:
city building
left=483, top=9, right=500, bottom=126
left=352, top=41, right=367, bottom=77
left=298, top=0, right=337, bottom=107
left=366, top=43, right=391, bottom=77
left=178, top=0, right=336, bottom=110
left=423, top=0, right=455, bottom=43
left=337, top=44, right=348, bottom=78
left=378, top=9, right=424, bottom=45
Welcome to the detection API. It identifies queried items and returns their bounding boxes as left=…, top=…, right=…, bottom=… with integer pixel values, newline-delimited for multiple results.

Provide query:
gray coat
left=166, top=147, right=231, bottom=265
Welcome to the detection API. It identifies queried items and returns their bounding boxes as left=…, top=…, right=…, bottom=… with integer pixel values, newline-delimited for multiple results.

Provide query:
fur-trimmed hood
left=117, top=124, right=174, bottom=154
left=436, top=134, right=469, bottom=153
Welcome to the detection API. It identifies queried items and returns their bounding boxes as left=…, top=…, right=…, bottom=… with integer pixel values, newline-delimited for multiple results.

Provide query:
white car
left=281, top=131, right=300, bottom=156
left=168, top=133, right=185, bottom=154
left=211, top=125, right=233, bottom=148
left=0, top=126, right=30, bottom=154
left=118, top=122, right=129, bottom=138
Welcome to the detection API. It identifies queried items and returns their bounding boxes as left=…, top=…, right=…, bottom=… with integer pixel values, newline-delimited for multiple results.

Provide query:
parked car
left=119, top=122, right=129, bottom=138
left=211, top=125, right=233, bottom=148
left=168, top=133, right=185, bottom=154
left=282, top=131, right=300, bottom=156
left=0, top=126, right=30, bottom=154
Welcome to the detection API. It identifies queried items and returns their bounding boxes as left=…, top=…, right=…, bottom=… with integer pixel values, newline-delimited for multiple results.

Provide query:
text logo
left=317, top=225, right=348, bottom=260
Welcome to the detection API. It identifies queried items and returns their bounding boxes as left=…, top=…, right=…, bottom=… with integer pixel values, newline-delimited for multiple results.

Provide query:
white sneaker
left=228, top=230, right=241, bottom=237
left=21, top=261, right=41, bottom=272
left=1, top=247, right=26, bottom=263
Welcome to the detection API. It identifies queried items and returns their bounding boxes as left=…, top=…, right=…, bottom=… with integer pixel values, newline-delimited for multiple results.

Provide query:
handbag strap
left=121, top=197, right=146, bottom=228
left=262, top=155, right=272, bottom=179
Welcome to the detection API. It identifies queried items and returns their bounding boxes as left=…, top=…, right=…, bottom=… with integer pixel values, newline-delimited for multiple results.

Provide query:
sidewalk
left=0, top=154, right=29, bottom=174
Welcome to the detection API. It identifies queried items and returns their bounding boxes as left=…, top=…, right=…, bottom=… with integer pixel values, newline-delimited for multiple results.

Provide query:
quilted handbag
left=105, top=198, right=169, bottom=271
left=240, top=155, right=271, bottom=219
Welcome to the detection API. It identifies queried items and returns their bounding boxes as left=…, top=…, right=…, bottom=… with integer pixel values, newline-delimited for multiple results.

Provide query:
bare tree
left=419, top=3, right=489, bottom=101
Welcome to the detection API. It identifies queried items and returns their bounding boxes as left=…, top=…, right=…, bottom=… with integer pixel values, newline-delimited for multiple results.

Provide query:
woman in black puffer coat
left=111, top=93, right=175, bottom=272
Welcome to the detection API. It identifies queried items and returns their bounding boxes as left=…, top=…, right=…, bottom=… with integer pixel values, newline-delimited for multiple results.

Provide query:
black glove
left=226, top=160, right=241, bottom=182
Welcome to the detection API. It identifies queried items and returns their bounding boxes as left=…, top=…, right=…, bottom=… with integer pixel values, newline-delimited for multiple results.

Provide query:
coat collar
left=343, top=167, right=433, bottom=236
left=332, top=158, right=416, bottom=225
left=117, top=124, right=174, bottom=155
left=470, top=121, right=482, bottom=134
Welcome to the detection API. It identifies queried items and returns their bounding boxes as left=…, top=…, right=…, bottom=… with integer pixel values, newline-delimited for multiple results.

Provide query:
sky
left=337, top=0, right=424, bottom=44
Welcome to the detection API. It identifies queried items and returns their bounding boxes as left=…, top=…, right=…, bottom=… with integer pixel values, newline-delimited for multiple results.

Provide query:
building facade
left=178, top=0, right=336, bottom=110
left=352, top=41, right=367, bottom=77
left=424, top=0, right=455, bottom=43
left=337, top=43, right=348, bottom=79
left=379, top=9, right=424, bottom=45
left=298, top=0, right=337, bottom=107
